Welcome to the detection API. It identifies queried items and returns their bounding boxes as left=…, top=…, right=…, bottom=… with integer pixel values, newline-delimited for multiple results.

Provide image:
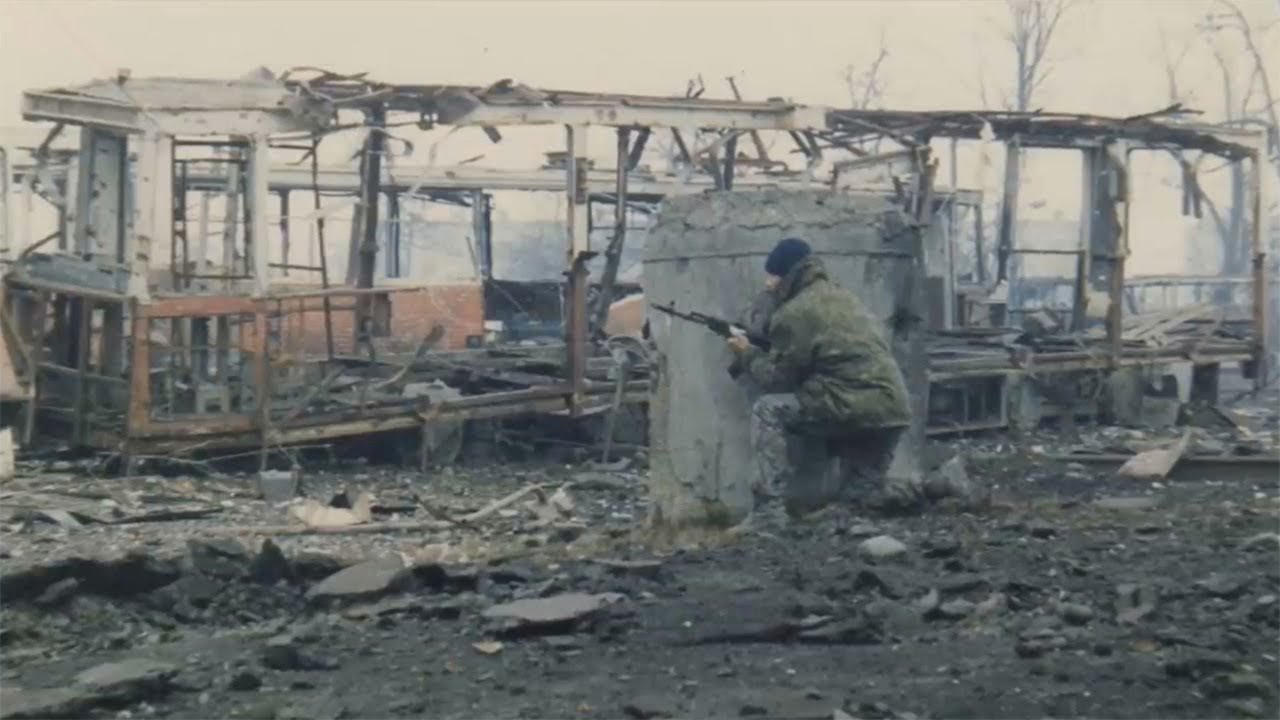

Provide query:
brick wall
left=274, top=284, right=485, bottom=357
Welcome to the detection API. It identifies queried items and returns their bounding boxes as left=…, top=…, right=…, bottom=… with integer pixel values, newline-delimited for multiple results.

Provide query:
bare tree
left=993, top=0, right=1079, bottom=282
left=1158, top=26, right=1229, bottom=229
left=1195, top=2, right=1280, bottom=278
left=841, top=28, right=891, bottom=156
left=842, top=28, right=890, bottom=111
left=1005, top=0, right=1078, bottom=111
left=1205, top=0, right=1280, bottom=175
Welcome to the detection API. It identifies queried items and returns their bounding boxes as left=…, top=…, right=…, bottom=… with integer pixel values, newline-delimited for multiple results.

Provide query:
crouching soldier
left=727, top=238, right=936, bottom=522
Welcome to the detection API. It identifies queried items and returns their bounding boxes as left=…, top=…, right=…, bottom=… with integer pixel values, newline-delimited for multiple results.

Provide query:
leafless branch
left=1213, top=0, right=1280, bottom=168
left=842, top=27, right=891, bottom=111
left=1157, top=24, right=1195, bottom=106
left=1004, top=0, right=1078, bottom=111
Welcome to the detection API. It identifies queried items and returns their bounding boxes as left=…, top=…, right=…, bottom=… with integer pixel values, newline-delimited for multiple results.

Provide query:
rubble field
left=1, top=391, right=1277, bottom=720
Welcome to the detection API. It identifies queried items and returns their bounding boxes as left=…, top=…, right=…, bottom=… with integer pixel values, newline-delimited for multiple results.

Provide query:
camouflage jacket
left=739, top=256, right=912, bottom=429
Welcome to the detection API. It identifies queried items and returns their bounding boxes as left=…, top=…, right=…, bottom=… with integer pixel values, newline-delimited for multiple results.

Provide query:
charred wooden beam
left=355, top=106, right=386, bottom=359
left=626, top=127, right=650, bottom=171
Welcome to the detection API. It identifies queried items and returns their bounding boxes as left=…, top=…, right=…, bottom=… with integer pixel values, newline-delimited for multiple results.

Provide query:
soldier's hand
left=726, top=335, right=751, bottom=353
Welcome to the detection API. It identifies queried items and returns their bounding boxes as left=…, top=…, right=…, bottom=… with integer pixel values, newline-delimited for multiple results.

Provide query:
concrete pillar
left=645, top=189, right=927, bottom=529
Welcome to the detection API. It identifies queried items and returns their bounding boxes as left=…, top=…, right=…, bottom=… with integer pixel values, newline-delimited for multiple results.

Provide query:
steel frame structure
left=0, top=70, right=1272, bottom=458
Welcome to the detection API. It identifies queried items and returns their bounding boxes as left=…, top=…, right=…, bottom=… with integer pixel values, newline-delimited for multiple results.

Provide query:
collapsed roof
left=20, top=68, right=1266, bottom=160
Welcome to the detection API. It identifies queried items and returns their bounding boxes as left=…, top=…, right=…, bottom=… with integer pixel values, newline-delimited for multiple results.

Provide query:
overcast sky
left=1, top=0, right=1276, bottom=276
left=3, top=1, right=1275, bottom=119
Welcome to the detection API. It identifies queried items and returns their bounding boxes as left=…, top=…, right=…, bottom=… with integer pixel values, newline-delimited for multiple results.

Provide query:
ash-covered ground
left=1, top=391, right=1277, bottom=720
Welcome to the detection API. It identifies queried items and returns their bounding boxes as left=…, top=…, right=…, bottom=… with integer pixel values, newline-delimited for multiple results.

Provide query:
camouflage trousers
left=749, top=393, right=911, bottom=515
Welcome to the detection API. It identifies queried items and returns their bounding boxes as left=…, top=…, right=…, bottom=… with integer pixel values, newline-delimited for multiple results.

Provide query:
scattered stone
left=926, top=599, right=974, bottom=621
left=1115, top=583, right=1158, bottom=624
left=483, top=592, right=624, bottom=637
left=389, top=698, right=427, bottom=715
left=938, top=574, right=987, bottom=596
left=553, top=525, right=586, bottom=543
left=262, top=636, right=339, bottom=671
left=341, top=596, right=421, bottom=621
left=864, top=598, right=927, bottom=637
left=1059, top=603, right=1095, bottom=626
left=914, top=588, right=941, bottom=613
left=1016, top=627, right=1067, bottom=658
left=1028, top=523, right=1057, bottom=539
left=857, top=536, right=908, bottom=562
left=1220, top=698, right=1268, bottom=718
left=924, top=456, right=973, bottom=501
left=542, top=635, right=582, bottom=651
left=854, top=567, right=919, bottom=600
left=1199, top=672, right=1274, bottom=701
left=1196, top=574, right=1249, bottom=599
left=5, top=552, right=182, bottom=601
left=305, top=557, right=410, bottom=603
left=1241, top=533, right=1280, bottom=551
left=594, top=559, right=663, bottom=580
left=1192, top=435, right=1230, bottom=455
left=228, top=671, right=263, bottom=692
left=1250, top=595, right=1278, bottom=624
left=921, top=538, right=961, bottom=559
left=170, top=574, right=222, bottom=608
left=33, top=577, right=80, bottom=608
left=187, top=538, right=251, bottom=579
left=622, top=703, right=673, bottom=719
left=843, top=522, right=882, bottom=538
left=74, top=658, right=179, bottom=704
left=795, top=616, right=884, bottom=645
left=1093, top=496, right=1159, bottom=511
left=974, top=593, right=1009, bottom=617
left=290, top=553, right=346, bottom=582
left=0, top=687, right=89, bottom=720
left=1164, top=650, right=1237, bottom=680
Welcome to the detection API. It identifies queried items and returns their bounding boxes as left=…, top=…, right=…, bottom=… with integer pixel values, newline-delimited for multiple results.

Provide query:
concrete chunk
left=858, top=535, right=908, bottom=562
left=0, top=687, right=88, bottom=720
left=483, top=592, right=623, bottom=634
left=306, top=557, right=410, bottom=602
left=74, top=658, right=179, bottom=701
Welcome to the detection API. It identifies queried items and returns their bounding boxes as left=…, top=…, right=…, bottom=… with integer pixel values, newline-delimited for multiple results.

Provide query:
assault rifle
left=651, top=303, right=772, bottom=351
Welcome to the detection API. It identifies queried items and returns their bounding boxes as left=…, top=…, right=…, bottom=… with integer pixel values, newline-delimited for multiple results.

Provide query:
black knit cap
left=764, top=237, right=811, bottom=277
